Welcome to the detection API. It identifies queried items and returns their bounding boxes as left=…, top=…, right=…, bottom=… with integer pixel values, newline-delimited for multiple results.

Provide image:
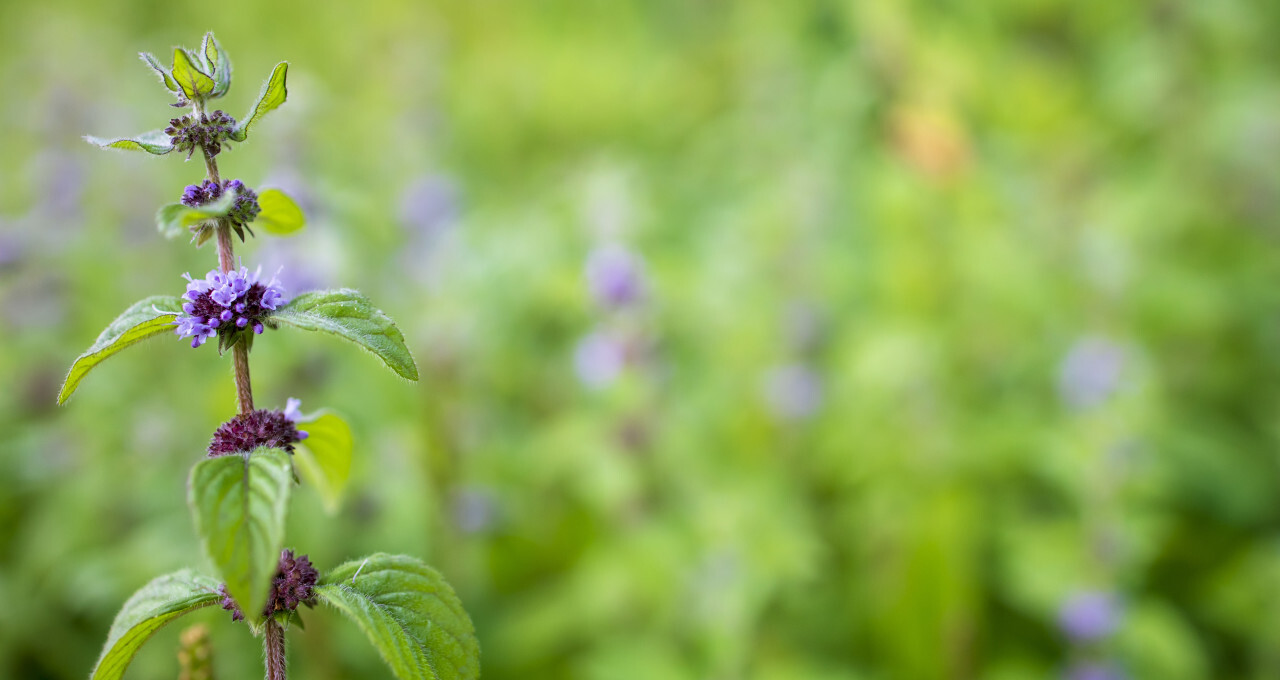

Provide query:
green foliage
left=139, top=52, right=178, bottom=93
left=272, top=290, right=419, bottom=380
left=231, top=62, right=287, bottom=142
left=201, top=32, right=232, bottom=97
left=171, top=47, right=214, bottom=100
left=83, top=131, right=173, bottom=154
left=89, top=570, right=222, bottom=680
left=155, top=193, right=236, bottom=241
left=317, top=554, right=480, bottom=680
left=254, top=188, right=306, bottom=235
left=187, top=448, right=293, bottom=628
left=294, top=411, right=353, bottom=514
left=58, top=296, right=184, bottom=404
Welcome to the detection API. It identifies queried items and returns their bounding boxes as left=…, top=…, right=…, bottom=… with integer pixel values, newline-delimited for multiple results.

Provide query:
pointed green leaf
left=271, top=290, right=419, bottom=380
left=202, top=32, right=232, bottom=97
left=317, top=554, right=479, bottom=680
left=188, top=448, right=292, bottom=627
left=231, top=62, right=287, bottom=142
left=59, top=296, right=183, bottom=405
left=84, top=132, right=173, bottom=155
left=156, top=193, right=236, bottom=239
left=90, top=570, right=222, bottom=680
left=255, top=189, right=305, bottom=235
left=139, top=52, right=178, bottom=92
left=172, top=47, right=215, bottom=99
left=295, top=412, right=353, bottom=514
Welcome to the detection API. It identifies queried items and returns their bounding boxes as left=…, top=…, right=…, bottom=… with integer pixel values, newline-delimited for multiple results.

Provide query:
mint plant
left=62, top=33, right=479, bottom=680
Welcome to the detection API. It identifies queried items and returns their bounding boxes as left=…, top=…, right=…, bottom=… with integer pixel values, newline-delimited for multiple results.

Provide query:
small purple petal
left=1058, top=591, right=1122, bottom=642
left=236, top=317, right=248, bottom=328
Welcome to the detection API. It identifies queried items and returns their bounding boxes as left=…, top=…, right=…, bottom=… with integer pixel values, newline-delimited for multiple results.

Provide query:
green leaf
left=295, top=412, right=353, bottom=514
left=156, top=192, right=237, bottom=239
left=188, top=448, right=293, bottom=627
left=84, top=132, right=173, bottom=155
left=255, top=189, right=306, bottom=235
left=202, top=32, right=232, bottom=97
left=272, top=290, right=419, bottom=380
left=90, top=570, right=222, bottom=680
left=317, top=554, right=480, bottom=680
left=231, top=62, right=288, bottom=142
left=171, top=47, right=215, bottom=99
left=139, top=52, right=178, bottom=92
left=59, top=296, right=184, bottom=405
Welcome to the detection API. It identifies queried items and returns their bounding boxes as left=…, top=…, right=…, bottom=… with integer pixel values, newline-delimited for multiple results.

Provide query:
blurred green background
left=3, top=1, right=1280, bottom=678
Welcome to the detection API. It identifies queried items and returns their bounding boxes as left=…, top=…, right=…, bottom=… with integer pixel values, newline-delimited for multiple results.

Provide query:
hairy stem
left=205, top=151, right=253, bottom=414
left=264, top=618, right=287, bottom=680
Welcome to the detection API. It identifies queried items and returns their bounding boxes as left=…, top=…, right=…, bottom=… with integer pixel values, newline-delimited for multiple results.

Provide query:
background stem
left=264, top=618, right=287, bottom=680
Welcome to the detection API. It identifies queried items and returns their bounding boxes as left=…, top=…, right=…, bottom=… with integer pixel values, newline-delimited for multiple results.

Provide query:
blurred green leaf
left=255, top=189, right=305, bottom=235
left=139, top=52, right=177, bottom=93
left=156, top=193, right=236, bottom=240
left=59, top=296, right=183, bottom=405
left=317, top=554, right=480, bottom=680
left=295, top=412, right=353, bottom=514
left=83, top=131, right=173, bottom=155
left=89, top=570, right=221, bottom=680
left=188, top=448, right=292, bottom=628
left=231, top=62, right=287, bottom=142
left=171, top=47, right=214, bottom=100
left=272, top=289, right=419, bottom=380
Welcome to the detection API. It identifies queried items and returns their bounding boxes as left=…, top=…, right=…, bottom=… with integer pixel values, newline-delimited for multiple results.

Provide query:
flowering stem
left=264, top=618, right=287, bottom=680
left=204, top=152, right=254, bottom=415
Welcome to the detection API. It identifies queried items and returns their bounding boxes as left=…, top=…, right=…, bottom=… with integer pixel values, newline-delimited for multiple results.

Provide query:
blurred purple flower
left=1058, top=591, right=1122, bottom=642
left=1064, top=661, right=1126, bottom=680
left=451, top=487, right=498, bottom=535
left=585, top=245, right=646, bottom=309
left=762, top=364, right=823, bottom=421
left=0, top=231, right=21, bottom=269
left=30, top=151, right=86, bottom=221
left=574, top=330, right=627, bottom=389
left=400, top=175, right=460, bottom=240
left=1058, top=337, right=1126, bottom=410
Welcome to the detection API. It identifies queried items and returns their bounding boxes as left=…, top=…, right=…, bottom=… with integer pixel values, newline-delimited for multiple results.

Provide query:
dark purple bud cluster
left=164, top=110, right=236, bottom=159
left=219, top=550, right=319, bottom=622
left=207, top=406, right=309, bottom=457
left=180, top=179, right=261, bottom=240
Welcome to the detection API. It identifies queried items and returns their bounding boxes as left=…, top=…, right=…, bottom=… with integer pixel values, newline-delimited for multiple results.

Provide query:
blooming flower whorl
left=207, top=402, right=309, bottom=457
left=219, top=550, right=319, bottom=622
left=165, top=110, right=236, bottom=159
left=174, top=266, right=285, bottom=348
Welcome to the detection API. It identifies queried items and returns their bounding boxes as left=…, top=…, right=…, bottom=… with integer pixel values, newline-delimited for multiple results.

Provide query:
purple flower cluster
left=219, top=549, right=319, bottom=622
left=174, top=266, right=285, bottom=348
left=164, top=110, right=236, bottom=159
left=207, top=399, right=309, bottom=456
left=181, top=179, right=261, bottom=239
